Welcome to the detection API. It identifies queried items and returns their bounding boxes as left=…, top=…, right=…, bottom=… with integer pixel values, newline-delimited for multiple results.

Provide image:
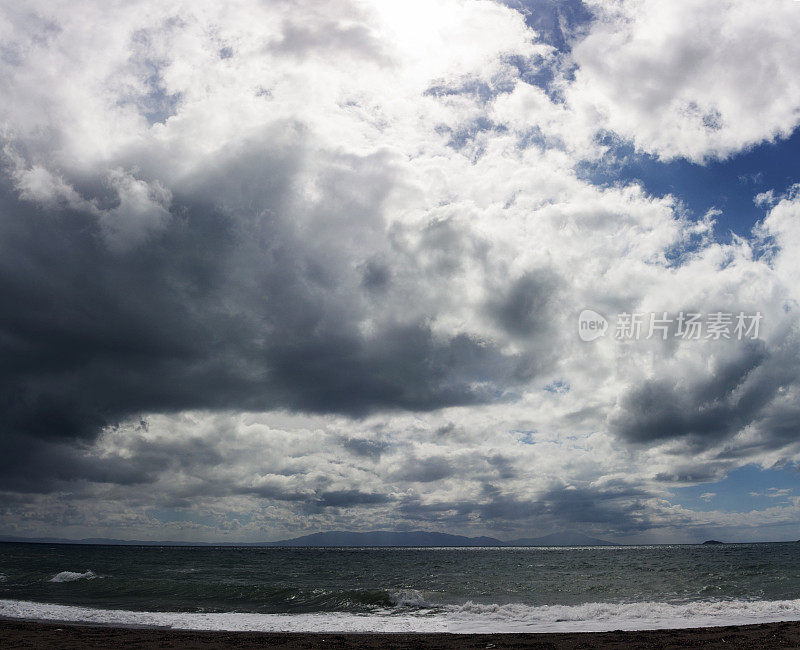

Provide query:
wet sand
left=2, top=619, right=800, bottom=649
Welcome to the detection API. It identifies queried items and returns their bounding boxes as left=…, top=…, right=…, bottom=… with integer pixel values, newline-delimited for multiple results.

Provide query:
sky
left=1, top=0, right=800, bottom=544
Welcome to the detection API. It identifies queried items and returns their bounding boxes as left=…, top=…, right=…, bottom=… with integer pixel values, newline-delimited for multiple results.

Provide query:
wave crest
left=48, top=570, right=97, bottom=583
left=389, top=589, right=434, bottom=609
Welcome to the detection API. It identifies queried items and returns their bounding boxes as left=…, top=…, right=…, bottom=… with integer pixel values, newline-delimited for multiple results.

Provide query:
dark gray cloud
left=611, top=341, right=799, bottom=449
left=486, top=454, right=518, bottom=479
left=0, top=144, right=535, bottom=490
left=528, top=483, right=656, bottom=532
left=654, top=464, right=729, bottom=484
left=360, top=260, right=391, bottom=293
left=487, top=270, right=561, bottom=339
left=393, top=455, right=456, bottom=483
left=0, top=437, right=168, bottom=494
left=316, top=490, right=392, bottom=507
left=236, top=483, right=391, bottom=509
left=341, top=437, right=389, bottom=460
left=397, top=481, right=659, bottom=535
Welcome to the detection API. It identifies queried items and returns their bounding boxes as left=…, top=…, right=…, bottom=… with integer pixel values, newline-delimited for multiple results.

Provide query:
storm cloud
left=0, top=152, right=533, bottom=488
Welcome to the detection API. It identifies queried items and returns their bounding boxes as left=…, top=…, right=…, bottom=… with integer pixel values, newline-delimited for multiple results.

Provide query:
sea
left=2, top=541, right=800, bottom=633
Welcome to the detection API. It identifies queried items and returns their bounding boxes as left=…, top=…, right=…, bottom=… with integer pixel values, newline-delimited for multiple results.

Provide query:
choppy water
left=2, top=542, right=800, bottom=632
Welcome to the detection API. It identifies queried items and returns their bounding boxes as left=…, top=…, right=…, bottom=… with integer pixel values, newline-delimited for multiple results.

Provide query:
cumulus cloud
left=568, top=0, right=800, bottom=161
left=1, top=0, right=800, bottom=543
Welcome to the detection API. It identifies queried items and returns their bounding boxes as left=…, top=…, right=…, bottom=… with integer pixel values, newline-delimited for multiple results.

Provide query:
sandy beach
left=2, top=619, right=800, bottom=649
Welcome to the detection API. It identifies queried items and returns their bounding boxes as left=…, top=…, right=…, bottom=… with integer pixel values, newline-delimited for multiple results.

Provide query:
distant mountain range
left=262, top=530, right=503, bottom=547
left=0, top=530, right=615, bottom=547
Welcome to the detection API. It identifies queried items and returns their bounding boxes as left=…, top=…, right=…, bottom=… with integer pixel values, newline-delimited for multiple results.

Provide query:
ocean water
left=2, top=542, right=800, bottom=633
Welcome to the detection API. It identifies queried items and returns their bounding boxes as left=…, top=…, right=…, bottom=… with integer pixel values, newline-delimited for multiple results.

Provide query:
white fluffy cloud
left=568, top=0, right=800, bottom=161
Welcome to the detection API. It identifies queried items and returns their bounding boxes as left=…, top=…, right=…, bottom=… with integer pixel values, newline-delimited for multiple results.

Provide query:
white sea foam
left=389, top=589, right=432, bottom=608
left=1, top=597, right=800, bottom=633
left=48, top=570, right=97, bottom=583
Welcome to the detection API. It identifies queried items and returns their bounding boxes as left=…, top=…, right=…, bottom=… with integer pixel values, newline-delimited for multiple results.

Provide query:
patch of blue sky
left=502, top=0, right=594, bottom=54
left=543, top=380, right=570, bottom=393
left=501, top=2, right=800, bottom=241
left=511, top=429, right=538, bottom=444
left=580, top=129, right=800, bottom=239
left=670, top=463, right=800, bottom=514
left=501, top=0, right=595, bottom=97
left=426, top=2, right=594, bottom=149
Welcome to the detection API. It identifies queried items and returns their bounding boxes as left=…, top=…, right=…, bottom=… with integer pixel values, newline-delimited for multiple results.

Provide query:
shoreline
left=3, top=619, right=800, bottom=649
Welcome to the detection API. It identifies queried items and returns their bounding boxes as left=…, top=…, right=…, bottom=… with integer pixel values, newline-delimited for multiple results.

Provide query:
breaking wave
left=48, top=570, right=98, bottom=583
left=2, top=596, right=800, bottom=633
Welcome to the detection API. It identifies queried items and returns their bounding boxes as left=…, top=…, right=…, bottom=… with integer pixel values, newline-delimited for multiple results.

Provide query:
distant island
left=702, top=540, right=724, bottom=545
left=0, top=530, right=616, bottom=547
left=262, top=529, right=616, bottom=547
